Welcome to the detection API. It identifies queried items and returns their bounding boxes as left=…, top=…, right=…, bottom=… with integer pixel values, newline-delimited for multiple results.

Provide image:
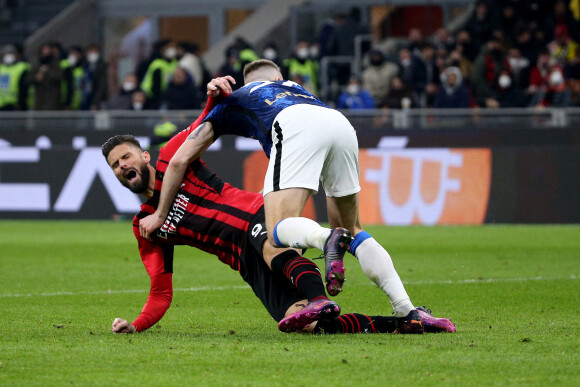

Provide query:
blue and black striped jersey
left=203, top=80, right=330, bottom=157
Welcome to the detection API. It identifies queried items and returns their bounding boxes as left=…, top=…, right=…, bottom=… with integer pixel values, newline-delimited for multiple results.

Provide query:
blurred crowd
left=1, top=0, right=579, bottom=112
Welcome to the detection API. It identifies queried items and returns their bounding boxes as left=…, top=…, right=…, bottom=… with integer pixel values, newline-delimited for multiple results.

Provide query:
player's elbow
left=168, top=155, right=189, bottom=172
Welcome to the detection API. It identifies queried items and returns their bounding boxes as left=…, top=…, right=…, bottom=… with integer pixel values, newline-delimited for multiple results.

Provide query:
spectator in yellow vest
left=61, top=46, right=85, bottom=110
left=140, top=40, right=178, bottom=109
left=232, top=36, right=259, bottom=71
left=0, top=44, right=30, bottom=111
left=283, top=40, right=320, bottom=95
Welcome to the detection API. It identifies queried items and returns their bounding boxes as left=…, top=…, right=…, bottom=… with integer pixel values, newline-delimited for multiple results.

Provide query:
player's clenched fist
left=207, top=75, right=236, bottom=97
left=112, top=318, right=136, bottom=334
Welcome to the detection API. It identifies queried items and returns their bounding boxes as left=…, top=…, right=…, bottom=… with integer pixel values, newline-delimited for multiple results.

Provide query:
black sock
left=270, top=250, right=327, bottom=302
left=313, top=313, right=400, bottom=334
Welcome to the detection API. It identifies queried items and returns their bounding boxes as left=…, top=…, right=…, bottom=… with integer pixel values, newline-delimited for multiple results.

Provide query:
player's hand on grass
left=207, top=75, right=236, bottom=97
left=139, top=212, right=164, bottom=240
left=112, top=318, right=136, bottom=334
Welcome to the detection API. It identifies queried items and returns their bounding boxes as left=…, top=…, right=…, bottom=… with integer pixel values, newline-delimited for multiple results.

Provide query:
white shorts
left=263, top=104, right=361, bottom=198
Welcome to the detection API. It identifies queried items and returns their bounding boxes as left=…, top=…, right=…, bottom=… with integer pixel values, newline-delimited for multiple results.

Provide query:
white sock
left=352, top=234, right=414, bottom=317
left=273, top=217, right=331, bottom=251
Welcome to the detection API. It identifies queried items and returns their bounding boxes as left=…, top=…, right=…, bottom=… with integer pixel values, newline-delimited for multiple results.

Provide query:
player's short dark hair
left=243, top=59, right=281, bottom=80
left=101, top=134, right=142, bottom=159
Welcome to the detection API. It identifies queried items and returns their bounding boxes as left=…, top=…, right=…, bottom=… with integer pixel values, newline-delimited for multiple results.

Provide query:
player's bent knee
left=267, top=233, right=281, bottom=248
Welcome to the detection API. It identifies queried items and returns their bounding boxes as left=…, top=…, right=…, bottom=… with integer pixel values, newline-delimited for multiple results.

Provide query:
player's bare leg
left=263, top=187, right=311, bottom=247
left=265, top=188, right=351, bottom=296
left=326, top=193, right=415, bottom=317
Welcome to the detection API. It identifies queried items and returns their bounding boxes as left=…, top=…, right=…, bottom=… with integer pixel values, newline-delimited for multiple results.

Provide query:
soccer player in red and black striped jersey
left=101, top=81, right=453, bottom=335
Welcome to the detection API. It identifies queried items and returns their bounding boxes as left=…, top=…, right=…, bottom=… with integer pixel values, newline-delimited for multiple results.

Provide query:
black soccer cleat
left=394, top=309, right=424, bottom=334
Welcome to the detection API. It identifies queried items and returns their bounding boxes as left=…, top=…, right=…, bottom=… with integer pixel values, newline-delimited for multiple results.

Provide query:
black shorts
left=238, top=207, right=305, bottom=322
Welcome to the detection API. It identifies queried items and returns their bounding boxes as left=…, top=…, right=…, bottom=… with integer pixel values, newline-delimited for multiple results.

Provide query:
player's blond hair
left=243, top=59, right=282, bottom=83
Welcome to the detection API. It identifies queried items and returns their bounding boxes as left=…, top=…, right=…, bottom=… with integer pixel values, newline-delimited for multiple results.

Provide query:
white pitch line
left=0, top=285, right=251, bottom=298
left=0, top=275, right=577, bottom=298
left=403, top=275, right=578, bottom=286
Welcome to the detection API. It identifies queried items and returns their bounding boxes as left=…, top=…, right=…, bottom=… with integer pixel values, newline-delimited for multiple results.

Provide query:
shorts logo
left=359, top=138, right=491, bottom=225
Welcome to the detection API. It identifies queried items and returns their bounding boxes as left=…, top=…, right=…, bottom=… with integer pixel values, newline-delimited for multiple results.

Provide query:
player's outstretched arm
left=112, top=318, right=136, bottom=334
left=139, top=122, right=216, bottom=239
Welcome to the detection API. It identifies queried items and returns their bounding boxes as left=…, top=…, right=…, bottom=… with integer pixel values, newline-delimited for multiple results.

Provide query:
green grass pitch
left=0, top=221, right=578, bottom=386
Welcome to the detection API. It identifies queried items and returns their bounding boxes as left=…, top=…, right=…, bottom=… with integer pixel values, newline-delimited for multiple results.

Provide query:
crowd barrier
left=0, top=108, right=579, bottom=223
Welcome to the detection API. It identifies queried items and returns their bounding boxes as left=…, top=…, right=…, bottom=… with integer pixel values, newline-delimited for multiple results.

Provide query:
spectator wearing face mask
left=130, top=90, right=149, bottom=111
left=433, top=66, right=471, bottom=108
left=528, top=48, right=552, bottom=105
left=140, top=40, right=178, bottom=109
left=261, top=41, right=281, bottom=67
left=61, top=46, right=85, bottom=110
left=362, top=50, right=398, bottom=107
left=396, top=47, right=416, bottom=91
left=106, top=73, right=140, bottom=110
left=283, top=40, right=319, bottom=95
left=473, top=38, right=511, bottom=107
left=26, top=42, right=63, bottom=110
left=382, top=76, right=414, bottom=109
left=494, top=70, right=527, bottom=108
left=309, top=42, right=321, bottom=61
left=534, top=65, right=572, bottom=107
left=336, top=75, right=374, bottom=110
left=447, top=48, right=473, bottom=85
left=0, top=44, right=30, bottom=111
left=506, top=47, right=531, bottom=92
left=82, top=43, right=108, bottom=110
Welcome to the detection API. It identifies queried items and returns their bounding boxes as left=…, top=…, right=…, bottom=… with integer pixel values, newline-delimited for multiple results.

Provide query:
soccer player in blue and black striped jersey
left=138, top=64, right=456, bottom=333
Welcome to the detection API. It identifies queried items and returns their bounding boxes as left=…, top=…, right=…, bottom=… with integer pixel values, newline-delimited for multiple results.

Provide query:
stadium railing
left=0, top=108, right=578, bottom=132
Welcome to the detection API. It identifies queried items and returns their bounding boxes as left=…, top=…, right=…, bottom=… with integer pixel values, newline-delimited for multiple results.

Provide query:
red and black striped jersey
left=130, top=95, right=264, bottom=332
left=135, top=157, right=263, bottom=270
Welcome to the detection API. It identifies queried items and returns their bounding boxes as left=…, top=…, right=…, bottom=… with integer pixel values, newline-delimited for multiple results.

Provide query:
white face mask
left=123, top=82, right=136, bottom=92
left=401, top=58, right=412, bottom=67
left=165, top=47, right=177, bottom=59
left=309, top=46, right=319, bottom=58
left=346, top=84, right=360, bottom=95
left=549, top=70, right=564, bottom=86
left=263, top=48, right=277, bottom=61
left=67, top=55, right=78, bottom=66
left=296, top=47, right=309, bottom=59
left=508, top=57, right=529, bottom=71
left=498, top=74, right=511, bottom=89
left=132, top=102, right=144, bottom=111
left=87, top=52, right=99, bottom=64
left=3, top=54, right=15, bottom=65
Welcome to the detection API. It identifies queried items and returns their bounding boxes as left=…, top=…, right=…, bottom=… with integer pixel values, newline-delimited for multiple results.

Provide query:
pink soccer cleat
left=278, top=299, right=341, bottom=333
left=416, top=306, right=457, bottom=333
left=322, top=227, right=351, bottom=296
